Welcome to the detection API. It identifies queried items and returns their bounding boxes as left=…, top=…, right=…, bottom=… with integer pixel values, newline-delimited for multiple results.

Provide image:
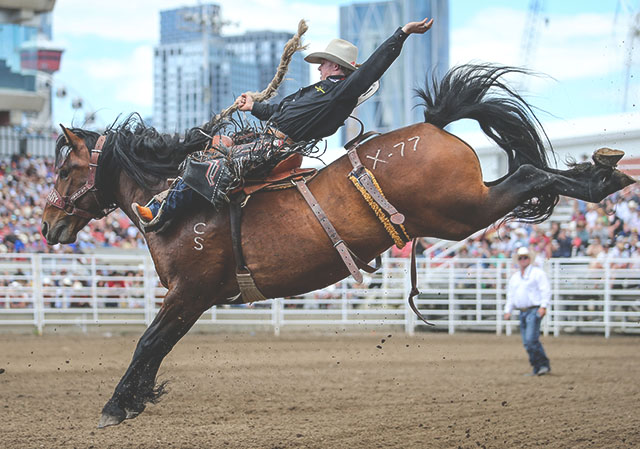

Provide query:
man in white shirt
left=504, top=246, right=551, bottom=376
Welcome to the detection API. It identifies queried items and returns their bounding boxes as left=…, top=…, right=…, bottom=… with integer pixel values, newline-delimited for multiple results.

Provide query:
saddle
left=226, top=130, right=395, bottom=305
left=234, top=153, right=317, bottom=196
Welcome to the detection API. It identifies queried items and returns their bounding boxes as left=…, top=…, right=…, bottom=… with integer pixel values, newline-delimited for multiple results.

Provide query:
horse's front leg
left=98, top=289, right=213, bottom=428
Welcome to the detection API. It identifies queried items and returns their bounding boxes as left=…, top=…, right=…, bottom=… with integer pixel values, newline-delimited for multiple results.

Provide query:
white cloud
left=450, top=8, right=525, bottom=66
left=52, top=0, right=339, bottom=125
left=54, top=0, right=338, bottom=45
left=83, top=46, right=153, bottom=108
left=114, top=46, right=154, bottom=107
left=53, top=0, right=179, bottom=43
left=51, top=1, right=637, bottom=127
left=451, top=8, right=630, bottom=82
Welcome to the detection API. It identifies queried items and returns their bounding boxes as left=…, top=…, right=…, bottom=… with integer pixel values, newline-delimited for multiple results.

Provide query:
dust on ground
left=1, top=332, right=638, bottom=448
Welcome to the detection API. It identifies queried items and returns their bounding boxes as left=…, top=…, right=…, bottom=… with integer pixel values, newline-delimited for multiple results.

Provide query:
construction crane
left=615, top=0, right=640, bottom=110
left=518, top=0, right=548, bottom=89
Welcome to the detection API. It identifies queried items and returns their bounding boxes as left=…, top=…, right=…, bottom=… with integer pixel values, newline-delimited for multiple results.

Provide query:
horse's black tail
left=415, top=63, right=558, bottom=223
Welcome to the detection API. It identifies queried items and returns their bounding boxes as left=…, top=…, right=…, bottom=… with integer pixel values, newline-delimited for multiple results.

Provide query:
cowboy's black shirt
left=251, top=27, right=409, bottom=142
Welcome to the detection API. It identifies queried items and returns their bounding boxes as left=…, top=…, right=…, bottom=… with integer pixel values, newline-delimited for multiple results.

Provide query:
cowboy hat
left=513, top=245, right=537, bottom=264
left=304, top=39, right=358, bottom=71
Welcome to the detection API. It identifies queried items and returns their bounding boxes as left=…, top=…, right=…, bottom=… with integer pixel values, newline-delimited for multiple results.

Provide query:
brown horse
left=41, top=65, right=635, bottom=427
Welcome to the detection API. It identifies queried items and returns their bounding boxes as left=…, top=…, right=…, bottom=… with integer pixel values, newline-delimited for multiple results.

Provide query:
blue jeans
left=149, top=178, right=194, bottom=224
left=519, top=307, right=550, bottom=373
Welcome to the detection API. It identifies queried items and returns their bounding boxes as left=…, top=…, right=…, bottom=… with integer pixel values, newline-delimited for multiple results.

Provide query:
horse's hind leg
left=98, top=290, right=212, bottom=428
left=475, top=157, right=635, bottom=227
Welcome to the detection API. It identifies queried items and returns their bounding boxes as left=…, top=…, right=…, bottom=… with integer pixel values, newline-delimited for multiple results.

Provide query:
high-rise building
left=0, top=2, right=58, bottom=128
left=339, top=0, right=449, bottom=141
left=154, top=4, right=309, bottom=133
left=225, top=31, right=308, bottom=106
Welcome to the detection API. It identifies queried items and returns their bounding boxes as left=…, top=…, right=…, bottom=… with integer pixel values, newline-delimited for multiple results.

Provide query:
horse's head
left=42, top=125, right=112, bottom=244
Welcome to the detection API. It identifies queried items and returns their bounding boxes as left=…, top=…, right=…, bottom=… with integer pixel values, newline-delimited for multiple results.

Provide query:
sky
left=49, top=0, right=639, bottom=142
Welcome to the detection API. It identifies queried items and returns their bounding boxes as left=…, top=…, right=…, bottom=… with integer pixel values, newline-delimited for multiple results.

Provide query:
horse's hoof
left=97, top=412, right=125, bottom=428
left=593, top=148, right=624, bottom=167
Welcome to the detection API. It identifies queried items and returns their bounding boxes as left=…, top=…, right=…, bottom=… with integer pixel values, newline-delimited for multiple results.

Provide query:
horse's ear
left=59, top=124, right=83, bottom=150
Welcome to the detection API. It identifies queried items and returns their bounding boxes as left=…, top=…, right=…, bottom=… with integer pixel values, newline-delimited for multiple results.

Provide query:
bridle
left=46, top=135, right=115, bottom=220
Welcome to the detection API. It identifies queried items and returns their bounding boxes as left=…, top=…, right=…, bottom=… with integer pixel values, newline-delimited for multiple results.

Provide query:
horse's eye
left=56, top=146, right=71, bottom=169
left=59, top=168, right=70, bottom=179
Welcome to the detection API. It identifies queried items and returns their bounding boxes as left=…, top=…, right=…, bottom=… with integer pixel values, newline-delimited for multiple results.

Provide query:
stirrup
left=131, top=200, right=167, bottom=233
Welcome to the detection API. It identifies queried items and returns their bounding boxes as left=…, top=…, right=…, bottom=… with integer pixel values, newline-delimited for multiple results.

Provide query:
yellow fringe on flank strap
left=349, top=168, right=410, bottom=248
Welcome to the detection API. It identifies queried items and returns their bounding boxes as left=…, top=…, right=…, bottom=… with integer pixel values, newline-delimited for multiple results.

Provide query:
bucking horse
left=41, top=64, right=635, bottom=427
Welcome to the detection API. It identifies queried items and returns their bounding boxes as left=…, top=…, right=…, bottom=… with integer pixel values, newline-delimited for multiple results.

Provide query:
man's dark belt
left=266, top=127, right=295, bottom=145
left=518, top=306, right=540, bottom=312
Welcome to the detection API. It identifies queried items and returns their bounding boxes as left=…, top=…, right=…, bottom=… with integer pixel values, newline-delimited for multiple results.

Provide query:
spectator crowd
left=0, top=155, right=146, bottom=254
left=2, top=153, right=640, bottom=264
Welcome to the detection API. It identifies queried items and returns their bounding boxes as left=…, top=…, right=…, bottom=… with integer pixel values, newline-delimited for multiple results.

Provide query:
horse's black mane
left=56, top=114, right=229, bottom=195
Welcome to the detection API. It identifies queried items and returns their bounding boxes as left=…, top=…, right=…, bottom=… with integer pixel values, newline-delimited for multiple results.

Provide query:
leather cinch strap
left=294, top=179, right=380, bottom=283
left=230, top=197, right=268, bottom=303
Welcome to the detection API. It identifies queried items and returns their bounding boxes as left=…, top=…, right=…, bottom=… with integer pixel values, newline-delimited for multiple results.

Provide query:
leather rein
left=46, top=135, right=114, bottom=220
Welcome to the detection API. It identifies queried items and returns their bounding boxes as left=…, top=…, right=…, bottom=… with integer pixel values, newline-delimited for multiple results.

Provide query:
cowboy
left=236, top=17, right=434, bottom=142
left=133, top=17, right=434, bottom=231
left=504, top=246, right=552, bottom=376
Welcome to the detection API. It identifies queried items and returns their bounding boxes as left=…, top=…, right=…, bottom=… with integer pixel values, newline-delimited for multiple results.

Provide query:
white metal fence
left=1, top=253, right=639, bottom=337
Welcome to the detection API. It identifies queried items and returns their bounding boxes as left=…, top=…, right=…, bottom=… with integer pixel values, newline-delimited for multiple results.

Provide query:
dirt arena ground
left=1, top=331, right=638, bottom=448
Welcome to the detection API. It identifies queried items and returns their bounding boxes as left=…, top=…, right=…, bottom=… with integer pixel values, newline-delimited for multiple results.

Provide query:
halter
left=46, top=135, right=114, bottom=220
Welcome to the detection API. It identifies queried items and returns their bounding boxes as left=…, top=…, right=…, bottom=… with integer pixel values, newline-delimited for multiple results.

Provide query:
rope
left=214, top=19, right=309, bottom=121
left=349, top=168, right=410, bottom=248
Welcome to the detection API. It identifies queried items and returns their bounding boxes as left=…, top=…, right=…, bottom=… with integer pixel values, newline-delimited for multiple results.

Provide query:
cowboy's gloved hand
left=402, top=18, right=434, bottom=35
left=235, top=93, right=254, bottom=111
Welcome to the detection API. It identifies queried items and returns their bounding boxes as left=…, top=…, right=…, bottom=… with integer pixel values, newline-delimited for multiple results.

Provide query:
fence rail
left=0, top=253, right=639, bottom=337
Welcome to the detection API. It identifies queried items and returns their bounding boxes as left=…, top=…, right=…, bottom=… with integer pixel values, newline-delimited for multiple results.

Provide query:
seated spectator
left=0, top=154, right=147, bottom=254
left=585, top=203, right=599, bottom=231
left=626, top=200, right=640, bottom=234
left=552, top=229, right=573, bottom=258
left=573, top=220, right=589, bottom=254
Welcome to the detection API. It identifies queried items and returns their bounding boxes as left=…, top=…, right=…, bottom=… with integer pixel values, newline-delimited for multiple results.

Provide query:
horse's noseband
left=46, top=135, right=113, bottom=220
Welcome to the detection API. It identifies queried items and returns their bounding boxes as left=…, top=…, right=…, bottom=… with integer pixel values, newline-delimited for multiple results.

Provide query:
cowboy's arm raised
left=402, top=18, right=434, bottom=35
left=341, top=17, right=434, bottom=97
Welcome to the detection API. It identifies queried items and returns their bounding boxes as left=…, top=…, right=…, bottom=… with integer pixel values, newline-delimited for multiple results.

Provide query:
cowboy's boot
left=132, top=178, right=194, bottom=233
left=132, top=197, right=167, bottom=233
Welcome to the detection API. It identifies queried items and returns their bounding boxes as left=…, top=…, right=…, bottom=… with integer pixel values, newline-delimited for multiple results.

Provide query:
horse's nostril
left=41, top=222, right=49, bottom=238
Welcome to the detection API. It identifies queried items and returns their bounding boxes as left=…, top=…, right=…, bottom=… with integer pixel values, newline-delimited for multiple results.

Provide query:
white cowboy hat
left=513, top=245, right=537, bottom=265
left=304, top=39, right=358, bottom=71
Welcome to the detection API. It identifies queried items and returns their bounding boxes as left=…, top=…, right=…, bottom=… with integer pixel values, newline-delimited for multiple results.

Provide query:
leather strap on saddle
left=293, top=179, right=381, bottom=284
left=229, top=196, right=268, bottom=303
